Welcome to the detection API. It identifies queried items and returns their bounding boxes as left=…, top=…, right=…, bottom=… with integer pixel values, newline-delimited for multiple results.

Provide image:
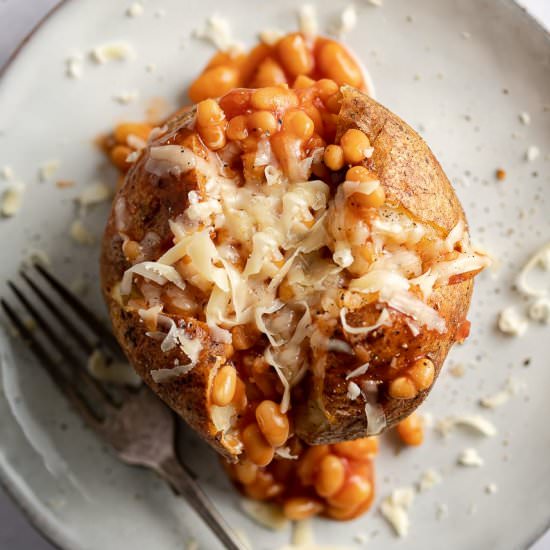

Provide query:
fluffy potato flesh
left=101, top=84, right=487, bottom=461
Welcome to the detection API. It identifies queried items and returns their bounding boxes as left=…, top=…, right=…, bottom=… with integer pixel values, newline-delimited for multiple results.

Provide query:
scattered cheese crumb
left=380, top=487, right=415, bottom=538
left=0, top=166, right=14, bottom=180
left=65, top=53, right=83, bottom=79
left=435, top=503, right=449, bottom=520
left=25, top=248, right=51, bottom=267
left=90, top=42, right=134, bottom=64
left=353, top=532, right=369, bottom=544
left=347, top=381, right=361, bottom=400
left=331, top=5, right=357, bottom=37
left=39, top=160, right=60, bottom=182
left=185, top=539, right=198, bottom=550
left=87, top=349, right=141, bottom=386
left=193, top=15, right=242, bottom=52
left=77, top=181, right=112, bottom=207
left=113, top=90, right=140, bottom=104
left=241, top=500, right=289, bottom=531
left=298, top=5, right=318, bottom=39
left=70, top=219, right=95, bottom=245
left=126, top=2, right=144, bottom=17
left=497, top=306, right=528, bottom=336
left=457, top=448, right=484, bottom=467
left=528, top=298, right=550, bottom=324
left=259, top=29, right=285, bottom=46
left=525, top=145, right=540, bottom=162
left=126, top=150, right=140, bottom=164
left=365, top=0, right=383, bottom=6
left=1, top=183, right=25, bottom=217
left=126, top=134, right=146, bottom=150
left=449, top=363, right=466, bottom=378
left=436, top=414, right=497, bottom=437
left=274, top=447, right=298, bottom=460
left=479, top=377, right=525, bottom=409
left=519, top=112, right=531, bottom=125
left=418, top=469, right=442, bottom=492
left=292, top=519, right=314, bottom=546
left=485, top=483, right=498, bottom=494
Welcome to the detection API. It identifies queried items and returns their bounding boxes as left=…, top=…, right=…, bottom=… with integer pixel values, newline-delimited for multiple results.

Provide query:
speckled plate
left=1, top=0, right=549, bottom=549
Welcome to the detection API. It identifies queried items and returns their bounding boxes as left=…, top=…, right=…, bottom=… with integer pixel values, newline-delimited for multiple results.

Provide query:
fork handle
left=155, top=456, right=246, bottom=550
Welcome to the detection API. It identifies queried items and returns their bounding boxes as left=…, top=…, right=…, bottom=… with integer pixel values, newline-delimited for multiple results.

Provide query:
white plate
left=0, top=1, right=549, bottom=548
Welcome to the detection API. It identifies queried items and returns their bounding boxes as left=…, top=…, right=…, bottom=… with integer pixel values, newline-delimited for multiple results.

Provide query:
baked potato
left=100, top=84, right=488, bottom=463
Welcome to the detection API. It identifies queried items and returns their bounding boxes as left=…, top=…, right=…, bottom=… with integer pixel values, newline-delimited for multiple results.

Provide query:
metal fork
left=1, top=264, right=245, bottom=550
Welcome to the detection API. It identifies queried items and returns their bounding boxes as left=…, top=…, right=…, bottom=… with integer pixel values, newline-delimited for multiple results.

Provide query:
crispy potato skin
left=101, top=87, right=474, bottom=453
left=101, top=110, right=239, bottom=460
left=294, top=87, right=473, bottom=444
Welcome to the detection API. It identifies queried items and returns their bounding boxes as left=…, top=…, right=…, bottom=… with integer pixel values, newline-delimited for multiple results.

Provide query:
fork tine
left=33, top=264, right=121, bottom=356
left=8, top=280, right=116, bottom=407
left=20, top=270, right=95, bottom=355
left=1, top=298, right=102, bottom=426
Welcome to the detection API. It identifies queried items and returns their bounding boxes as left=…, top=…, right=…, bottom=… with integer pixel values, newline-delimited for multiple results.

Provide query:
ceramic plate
left=1, top=0, right=549, bottom=548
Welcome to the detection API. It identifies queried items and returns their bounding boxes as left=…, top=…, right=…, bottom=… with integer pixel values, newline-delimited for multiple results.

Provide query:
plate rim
left=0, top=1, right=549, bottom=549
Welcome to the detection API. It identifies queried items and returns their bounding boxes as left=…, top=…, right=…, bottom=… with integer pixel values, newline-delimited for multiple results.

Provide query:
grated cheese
left=0, top=166, right=14, bottom=180
left=345, top=362, right=369, bottom=379
left=1, top=183, right=25, bottom=217
left=65, top=53, right=83, bottom=79
left=515, top=241, right=550, bottom=297
left=519, top=112, right=531, bottom=125
left=347, top=381, right=361, bottom=400
left=90, top=42, right=134, bottom=64
left=87, top=349, right=141, bottom=386
left=259, top=29, right=284, bottom=46
left=497, top=306, right=528, bottom=336
left=193, top=15, right=243, bottom=52
left=113, top=89, right=140, bottom=104
left=479, top=376, right=525, bottom=409
left=380, top=487, right=415, bottom=538
left=457, top=448, right=484, bottom=467
left=126, top=2, right=144, bottom=17
left=69, top=219, right=95, bottom=245
left=298, top=5, right=318, bottom=39
left=340, top=307, right=391, bottom=335
left=525, top=145, right=540, bottom=162
left=528, top=298, right=550, bottom=324
left=77, top=181, right=112, bottom=207
left=241, top=500, right=289, bottom=531
left=120, top=262, right=186, bottom=295
left=331, top=5, right=358, bottom=38
left=418, top=469, right=442, bottom=492
left=327, top=339, right=353, bottom=354
left=151, top=364, right=194, bottom=384
left=275, top=447, right=299, bottom=460
left=119, top=115, right=488, bottom=420
left=39, top=160, right=60, bottom=182
left=436, top=414, right=497, bottom=437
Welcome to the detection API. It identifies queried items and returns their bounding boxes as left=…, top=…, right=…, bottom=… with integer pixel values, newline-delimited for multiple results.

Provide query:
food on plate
left=187, top=31, right=372, bottom=103
left=101, top=82, right=487, bottom=454
left=100, top=29, right=488, bottom=521
left=225, top=435, right=377, bottom=520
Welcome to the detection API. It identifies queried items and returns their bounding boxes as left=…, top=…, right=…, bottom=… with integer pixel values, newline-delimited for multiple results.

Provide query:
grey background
left=0, top=0, right=549, bottom=548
